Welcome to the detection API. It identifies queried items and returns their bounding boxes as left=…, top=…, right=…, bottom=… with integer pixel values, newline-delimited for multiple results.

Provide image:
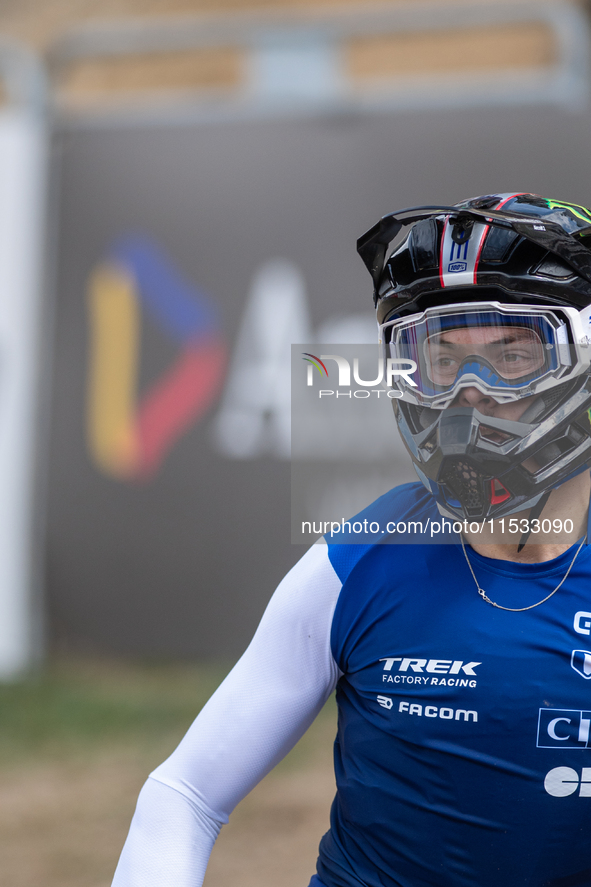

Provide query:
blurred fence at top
left=0, top=0, right=591, bottom=670
left=43, top=1, right=591, bottom=119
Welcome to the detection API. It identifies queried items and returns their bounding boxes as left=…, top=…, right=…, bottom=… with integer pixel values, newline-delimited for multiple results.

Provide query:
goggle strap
left=517, top=490, right=552, bottom=552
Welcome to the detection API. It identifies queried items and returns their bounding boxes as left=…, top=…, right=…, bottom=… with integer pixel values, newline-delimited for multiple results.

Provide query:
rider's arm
left=111, top=543, right=342, bottom=887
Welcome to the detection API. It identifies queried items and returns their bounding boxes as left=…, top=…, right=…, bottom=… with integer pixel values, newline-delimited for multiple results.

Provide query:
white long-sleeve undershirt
left=111, top=543, right=342, bottom=887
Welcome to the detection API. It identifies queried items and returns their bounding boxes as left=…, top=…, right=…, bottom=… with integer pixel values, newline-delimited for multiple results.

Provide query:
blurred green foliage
left=0, top=657, right=232, bottom=763
left=0, top=657, right=338, bottom=768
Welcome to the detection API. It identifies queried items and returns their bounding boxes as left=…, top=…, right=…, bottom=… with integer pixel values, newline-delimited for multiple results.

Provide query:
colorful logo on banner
left=87, top=236, right=226, bottom=481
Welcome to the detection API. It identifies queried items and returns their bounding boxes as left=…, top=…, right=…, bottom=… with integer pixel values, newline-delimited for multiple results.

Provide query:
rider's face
left=433, top=327, right=541, bottom=424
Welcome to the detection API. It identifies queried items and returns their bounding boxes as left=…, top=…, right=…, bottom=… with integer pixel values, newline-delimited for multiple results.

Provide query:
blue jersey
left=319, top=483, right=591, bottom=887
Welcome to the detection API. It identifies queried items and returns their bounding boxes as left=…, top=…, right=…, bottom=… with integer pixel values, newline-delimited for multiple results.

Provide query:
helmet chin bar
left=393, top=375, right=591, bottom=522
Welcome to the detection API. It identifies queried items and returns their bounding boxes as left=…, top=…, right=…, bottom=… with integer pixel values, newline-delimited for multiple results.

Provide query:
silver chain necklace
left=460, top=535, right=587, bottom=612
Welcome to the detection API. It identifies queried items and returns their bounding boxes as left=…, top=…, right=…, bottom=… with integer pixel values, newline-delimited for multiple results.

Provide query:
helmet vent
left=541, top=380, right=574, bottom=411
left=468, top=196, right=500, bottom=210
left=408, top=219, right=439, bottom=271
left=519, top=381, right=575, bottom=424
left=533, top=257, right=575, bottom=279
left=480, top=226, right=519, bottom=264
left=417, top=406, right=440, bottom=430
left=440, top=460, right=484, bottom=513
left=490, top=478, right=511, bottom=505
left=421, top=434, right=437, bottom=454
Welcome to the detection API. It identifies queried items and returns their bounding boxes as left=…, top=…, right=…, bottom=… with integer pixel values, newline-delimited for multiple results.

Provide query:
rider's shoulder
left=325, top=482, right=439, bottom=584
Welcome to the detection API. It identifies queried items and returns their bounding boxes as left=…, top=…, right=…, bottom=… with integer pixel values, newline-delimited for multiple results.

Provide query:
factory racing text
left=379, top=657, right=481, bottom=689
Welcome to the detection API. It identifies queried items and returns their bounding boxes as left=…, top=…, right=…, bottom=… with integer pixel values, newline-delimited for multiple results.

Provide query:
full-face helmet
left=357, top=193, right=591, bottom=521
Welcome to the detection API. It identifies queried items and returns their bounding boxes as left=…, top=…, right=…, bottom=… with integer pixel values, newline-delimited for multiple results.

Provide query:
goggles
left=381, top=302, right=591, bottom=408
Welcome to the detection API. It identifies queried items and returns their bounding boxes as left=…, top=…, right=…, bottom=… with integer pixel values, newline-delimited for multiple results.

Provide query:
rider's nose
left=455, top=386, right=495, bottom=410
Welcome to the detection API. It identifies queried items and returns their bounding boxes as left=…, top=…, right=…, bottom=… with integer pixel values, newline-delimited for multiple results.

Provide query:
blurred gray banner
left=291, top=344, right=414, bottom=545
